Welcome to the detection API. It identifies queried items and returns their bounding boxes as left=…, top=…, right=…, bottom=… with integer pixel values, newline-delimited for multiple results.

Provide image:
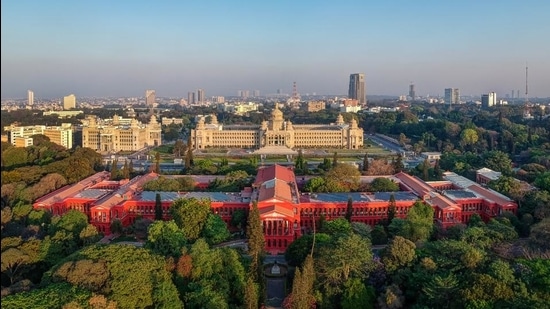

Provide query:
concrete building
left=481, top=92, right=497, bottom=109
left=349, top=73, right=366, bottom=105
left=14, top=137, right=34, bottom=147
left=162, top=117, right=184, bottom=126
left=145, top=90, right=156, bottom=106
left=191, top=104, right=364, bottom=150
left=28, top=90, right=34, bottom=107
left=4, top=123, right=74, bottom=149
left=43, top=110, right=84, bottom=118
left=81, top=114, right=161, bottom=152
left=305, top=101, right=326, bottom=112
left=197, top=89, right=205, bottom=103
left=444, top=88, right=460, bottom=105
left=63, top=94, right=76, bottom=110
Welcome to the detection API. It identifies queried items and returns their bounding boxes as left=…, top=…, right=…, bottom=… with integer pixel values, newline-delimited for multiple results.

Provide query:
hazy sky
left=2, top=0, right=549, bottom=99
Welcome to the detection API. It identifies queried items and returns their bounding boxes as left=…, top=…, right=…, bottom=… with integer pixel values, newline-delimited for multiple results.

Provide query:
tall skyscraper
left=197, top=89, right=205, bottom=103
left=348, top=73, right=366, bottom=105
left=444, top=88, right=460, bottom=105
left=187, top=92, right=193, bottom=105
left=28, top=90, right=34, bottom=106
left=408, top=83, right=416, bottom=100
left=481, top=92, right=497, bottom=109
left=145, top=90, right=156, bottom=106
left=63, top=94, right=76, bottom=110
left=253, top=90, right=260, bottom=97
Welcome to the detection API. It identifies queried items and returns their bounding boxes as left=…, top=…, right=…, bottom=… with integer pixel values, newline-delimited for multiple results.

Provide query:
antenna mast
left=525, top=63, right=529, bottom=103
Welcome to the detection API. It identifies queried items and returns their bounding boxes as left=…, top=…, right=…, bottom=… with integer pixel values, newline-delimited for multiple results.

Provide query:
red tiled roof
left=258, top=179, right=293, bottom=202
left=34, top=171, right=110, bottom=206
left=93, top=173, right=159, bottom=209
left=254, top=165, right=295, bottom=186
left=394, top=172, right=434, bottom=197
left=259, top=204, right=295, bottom=218
left=467, top=184, right=516, bottom=206
left=428, top=193, right=460, bottom=210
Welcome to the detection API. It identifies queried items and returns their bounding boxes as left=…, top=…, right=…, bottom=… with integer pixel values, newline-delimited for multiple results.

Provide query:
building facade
left=190, top=105, right=364, bottom=150
left=33, top=165, right=518, bottom=254
left=197, top=89, right=205, bottom=103
left=444, top=88, right=460, bottom=105
left=305, top=101, right=326, bottom=112
left=4, top=123, right=74, bottom=149
left=481, top=92, right=497, bottom=109
left=349, top=73, right=366, bottom=105
left=28, top=90, right=34, bottom=107
left=81, top=115, right=161, bottom=152
left=145, top=90, right=156, bottom=106
left=63, top=94, right=76, bottom=110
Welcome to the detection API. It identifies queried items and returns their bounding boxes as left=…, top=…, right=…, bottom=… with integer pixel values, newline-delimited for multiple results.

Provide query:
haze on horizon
left=1, top=0, right=549, bottom=100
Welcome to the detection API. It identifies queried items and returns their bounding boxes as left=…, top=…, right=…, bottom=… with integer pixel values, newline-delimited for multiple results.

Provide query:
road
left=367, top=134, right=405, bottom=154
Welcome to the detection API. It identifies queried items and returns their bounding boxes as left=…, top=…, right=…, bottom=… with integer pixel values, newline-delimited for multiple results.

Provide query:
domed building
left=190, top=104, right=364, bottom=150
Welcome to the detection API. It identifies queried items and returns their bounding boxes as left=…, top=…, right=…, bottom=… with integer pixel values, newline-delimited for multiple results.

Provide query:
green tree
left=185, top=136, right=194, bottom=171
left=362, top=152, right=369, bottom=172
left=231, top=209, right=247, bottom=231
left=483, top=150, right=513, bottom=175
left=422, top=158, right=430, bottom=181
left=387, top=194, right=397, bottom=224
left=321, top=218, right=352, bottom=236
left=392, top=153, right=404, bottom=173
left=325, top=163, right=361, bottom=191
left=247, top=202, right=264, bottom=281
left=145, top=220, right=186, bottom=257
left=295, top=149, right=306, bottom=174
left=371, top=224, right=388, bottom=245
left=110, top=219, right=123, bottom=235
left=403, top=200, right=434, bottom=242
left=170, top=197, right=211, bottom=241
left=154, top=152, right=160, bottom=173
left=341, top=278, right=375, bottom=309
left=345, top=197, right=353, bottom=222
left=370, top=178, right=399, bottom=192
left=381, top=236, right=416, bottom=273
left=79, top=224, right=100, bottom=246
left=128, top=159, right=134, bottom=176
left=122, top=160, right=130, bottom=179
left=316, top=234, right=373, bottom=292
left=201, top=213, right=230, bottom=245
left=332, top=152, right=338, bottom=167
left=173, top=139, right=186, bottom=158
left=289, top=255, right=316, bottom=309
left=110, top=159, right=118, bottom=179
left=154, top=193, right=163, bottom=220
left=460, top=128, right=479, bottom=150
left=422, top=274, right=460, bottom=308
left=244, top=275, right=259, bottom=309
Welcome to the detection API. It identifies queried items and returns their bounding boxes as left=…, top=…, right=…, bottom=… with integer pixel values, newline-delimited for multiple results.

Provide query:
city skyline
left=2, top=1, right=550, bottom=99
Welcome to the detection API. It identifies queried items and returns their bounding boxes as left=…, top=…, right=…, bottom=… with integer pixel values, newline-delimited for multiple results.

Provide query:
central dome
left=271, top=105, right=283, bottom=120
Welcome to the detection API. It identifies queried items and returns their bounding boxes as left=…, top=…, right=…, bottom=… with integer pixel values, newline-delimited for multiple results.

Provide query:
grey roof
left=443, top=190, right=478, bottom=199
left=74, top=189, right=112, bottom=199
left=306, top=191, right=418, bottom=203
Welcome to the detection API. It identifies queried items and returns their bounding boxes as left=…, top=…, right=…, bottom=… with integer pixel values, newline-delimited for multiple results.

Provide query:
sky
left=2, top=0, right=550, bottom=99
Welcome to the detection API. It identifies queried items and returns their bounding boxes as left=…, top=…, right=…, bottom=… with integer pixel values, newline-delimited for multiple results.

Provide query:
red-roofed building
left=33, top=166, right=518, bottom=254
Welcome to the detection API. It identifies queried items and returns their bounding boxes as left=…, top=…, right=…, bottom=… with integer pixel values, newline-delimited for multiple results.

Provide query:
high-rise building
left=197, top=89, right=205, bottom=103
left=348, top=73, right=366, bottom=105
left=187, top=92, right=193, bottom=105
left=253, top=90, right=260, bottom=97
left=481, top=92, right=497, bottom=109
left=145, top=90, right=156, bottom=106
left=28, top=90, right=34, bottom=106
left=444, top=88, right=460, bottom=105
left=241, top=90, right=249, bottom=99
left=63, top=94, right=76, bottom=110
left=408, top=83, right=416, bottom=100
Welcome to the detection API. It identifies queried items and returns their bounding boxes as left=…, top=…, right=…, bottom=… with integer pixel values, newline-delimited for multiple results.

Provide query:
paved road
left=367, top=134, right=405, bottom=154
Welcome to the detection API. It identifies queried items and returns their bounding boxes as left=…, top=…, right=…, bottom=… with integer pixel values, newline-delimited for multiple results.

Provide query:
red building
left=33, top=165, right=518, bottom=254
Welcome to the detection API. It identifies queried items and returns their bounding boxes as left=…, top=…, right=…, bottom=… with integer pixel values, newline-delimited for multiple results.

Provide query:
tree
left=110, top=159, right=118, bottom=179
left=460, top=128, right=479, bottom=150
left=316, top=234, right=373, bottom=292
left=231, top=209, right=247, bottom=231
left=529, top=218, right=550, bottom=250
left=133, top=218, right=153, bottom=240
left=422, top=158, right=430, bottom=181
left=322, top=218, right=352, bottom=236
left=122, top=160, right=129, bottom=179
left=170, top=197, right=211, bottom=241
left=247, top=202, right=264, bottom=281
left=392, top=154, right=404, bottom=173
left=1, top=248, right=31, bottom=285
left=483, top=150, right=513, bottom=175
left=185, top=136, right=194, bottom=171
left=79, top=224, right=100, bottom=246
left=387, top=194, right=396, bottom=224
left=403, top=201, right=434, bottom=242
left=362, top=152, right=369, bottom=172
left=381, top=236, right=416, bottom=273
left=332, top=152, right=338, bottom=168
left=173, top=139, right=186, bottom=158
left=154, top=193, right=163, bottom=220
left=370, top=178, right=399, bottom=192
left=110, top=219, right=123, bottom=235
left=128, top=159, right=134, bottom=176
left=154, top=152, right=160, bottom=174
left=295, top=149, right=306, bottom=174
left=145, top=220, right=186, bottom=256
left=244, top=275, right=259, bottom=309
left=201, top=213, right=230, bottom=245
left=345, top=197, right=353, bottom=223
left=341, top=278, right=375, bottom=309
left=289, top=254, right=316, bottom=309
left=325, top=164, right=361, bottom=191
left=371, top=224, right=388, bottom=245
